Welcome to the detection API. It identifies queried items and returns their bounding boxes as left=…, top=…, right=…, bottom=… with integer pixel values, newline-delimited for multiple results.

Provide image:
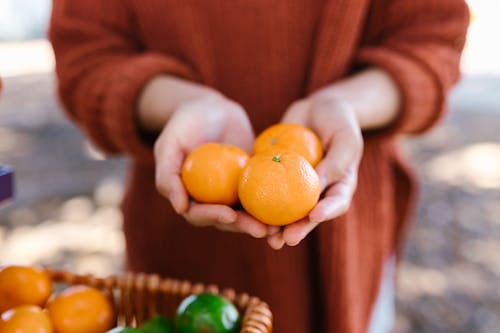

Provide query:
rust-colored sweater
left=49, top=1, right=468, bottom=332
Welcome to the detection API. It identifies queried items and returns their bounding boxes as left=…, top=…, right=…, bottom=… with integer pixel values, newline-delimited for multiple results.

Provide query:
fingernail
left=267, top=235, right=284, bottom=250
left=169, top=193, right=181, bottom=213
left=252, top=228, right=267, bottom=239
left=271, top=241, right=284, bottom=250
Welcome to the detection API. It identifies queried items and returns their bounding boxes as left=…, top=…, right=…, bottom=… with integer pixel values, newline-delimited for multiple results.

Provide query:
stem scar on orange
left=0, top=305, right=53, bottom=333
left=0, top=265, right=52, bottom=313
left=181, top=143, right=249, bottom=205
left=253, top=123, right=323, bottom=167
left=46, top=285, right=114, bottom=333
left=238, top=150, right=321, bottom=226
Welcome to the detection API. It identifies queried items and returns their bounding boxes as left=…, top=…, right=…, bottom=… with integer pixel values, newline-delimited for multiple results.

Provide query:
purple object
left=0, top=165, right=14, bottom=206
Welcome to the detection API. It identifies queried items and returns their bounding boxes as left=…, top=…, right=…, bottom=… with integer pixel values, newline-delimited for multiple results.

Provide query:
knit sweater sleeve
left=49, top=0, right=198, bottom=163
left=356, top=0, right=469, bottom=136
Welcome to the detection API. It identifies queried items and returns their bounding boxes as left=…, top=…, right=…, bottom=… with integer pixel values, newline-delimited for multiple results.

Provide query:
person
left=49, top=1, right=469, bottom=332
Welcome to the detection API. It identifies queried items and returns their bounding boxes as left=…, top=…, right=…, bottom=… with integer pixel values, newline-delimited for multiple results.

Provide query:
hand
left=267, top=95, right=364, bottom=249
left=154, top=94, right=270, bottom=238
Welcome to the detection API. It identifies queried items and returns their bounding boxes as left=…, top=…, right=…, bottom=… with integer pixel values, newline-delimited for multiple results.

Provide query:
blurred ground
left=1, top=2, right=500, bottom=329
left=0, top=71, right=127, bottom=274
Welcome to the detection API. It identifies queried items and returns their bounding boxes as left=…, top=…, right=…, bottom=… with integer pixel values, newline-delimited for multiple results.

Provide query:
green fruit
left=140, top=315, right=174, bottom=333
left=175, top=293, right=241, bottom=333
left=107, top=327, right=142, bottom=333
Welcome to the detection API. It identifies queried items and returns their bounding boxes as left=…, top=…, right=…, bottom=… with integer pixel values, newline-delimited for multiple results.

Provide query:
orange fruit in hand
left=46, top=285, right=114, bottom=333
left=0, top=266, right=52, bottom=313
left=238, top=150, right=321, bottom=226
left=181, top=143, right=250, bottom=205
left=0, top=305, right=53, bottom=333
left=253, top=123, right=323, bottom=167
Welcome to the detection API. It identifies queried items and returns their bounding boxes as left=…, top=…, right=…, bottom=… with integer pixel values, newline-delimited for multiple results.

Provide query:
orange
left=0, top=305, right=53, bottom=333
left=238, top=150, right=321, bottom=226
left=253, top=123, right=323, bottom=167
left=181, top=143, right=249, bottom=205
left=46, top=285, right=114, bottom=333
left=0, top=266, right=52, bottom=313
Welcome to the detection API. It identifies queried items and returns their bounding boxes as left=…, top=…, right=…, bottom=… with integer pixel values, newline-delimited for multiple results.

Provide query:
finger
left=305, top=99, right=362, bottom=189
left=182, top=203, right=237, bottom=227
left=315, top=126, right=362, bottom=190
left=213, top=223, right=241, bottom=233
left=281, top=218, right=317, bottom=247
left=267, top=226, right=282, bottom=236
left=222, top=103, right=256, bottom=153
left=267, top=233, right=286, bottom=250
left=156, top=170, right=188, bottom=214
left=183, top=210, right=268, bottom=239
left=155, top=139, right=189, bottom=214
left=233, top=212, right=269, bottom=238
left=309, top=167, right=358, bottom=223
left=155, top=112, right=219, bottom=214
left=281, top=167, right=358, bottom=246
left=211, top=213, right=268, bottom=238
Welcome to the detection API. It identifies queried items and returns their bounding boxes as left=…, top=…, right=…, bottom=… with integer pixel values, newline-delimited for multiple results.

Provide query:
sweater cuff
left=355, top=46, right=442, bottom=137
left=102, top=53, right=199, bottom=165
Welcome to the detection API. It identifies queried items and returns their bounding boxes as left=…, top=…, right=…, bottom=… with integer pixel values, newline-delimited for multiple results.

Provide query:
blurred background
left=0, top=0, right=499, bottom=332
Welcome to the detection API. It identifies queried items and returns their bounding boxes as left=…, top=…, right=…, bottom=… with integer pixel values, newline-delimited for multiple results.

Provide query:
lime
left=140, top=315, right=174, bottom=333
left=175, top=293, right=240, bottom=333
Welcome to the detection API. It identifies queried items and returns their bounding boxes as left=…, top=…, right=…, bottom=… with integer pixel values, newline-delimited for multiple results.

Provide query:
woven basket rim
left=45, top=268, right=273, bottom=333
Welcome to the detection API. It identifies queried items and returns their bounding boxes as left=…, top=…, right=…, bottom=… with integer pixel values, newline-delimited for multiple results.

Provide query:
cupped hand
left=267, top=95, right=364, bottom=249
left=154, top=94, right=269, bottom=238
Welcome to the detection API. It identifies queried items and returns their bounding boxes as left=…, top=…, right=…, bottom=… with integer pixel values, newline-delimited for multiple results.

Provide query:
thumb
left=154, top=131, right=189, bottom=214
left=314, top=127, right=362, bottom=191
left=281, top=99, right=311, bottom=125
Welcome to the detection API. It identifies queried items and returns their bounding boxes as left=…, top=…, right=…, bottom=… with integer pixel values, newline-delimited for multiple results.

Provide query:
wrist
left=307, top=91, right=360, bottom=125
left=308, top=68, right=401, bottom=130
left=137, top=75, right=221, bottom=133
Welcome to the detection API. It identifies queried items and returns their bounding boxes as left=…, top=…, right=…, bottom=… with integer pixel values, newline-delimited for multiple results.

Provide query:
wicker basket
left=47, top=269, right=273, bottom=333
